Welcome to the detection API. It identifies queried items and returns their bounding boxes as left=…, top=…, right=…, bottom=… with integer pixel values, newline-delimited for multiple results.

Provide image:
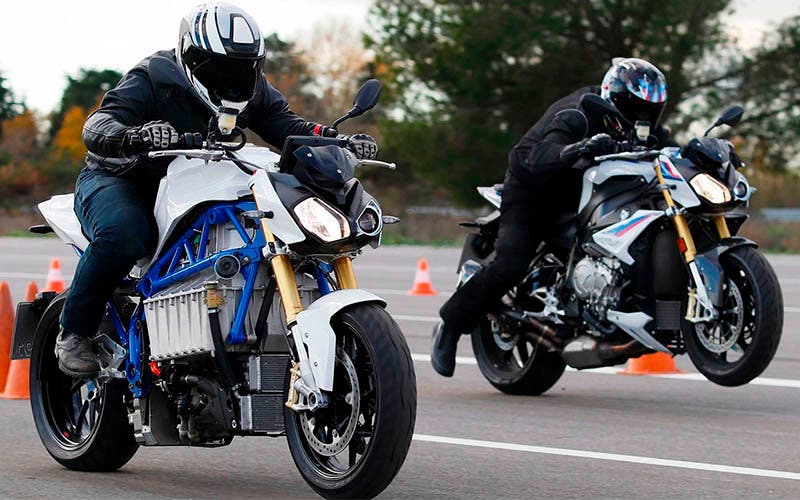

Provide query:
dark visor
left=184, top=47, right=265, bottom=103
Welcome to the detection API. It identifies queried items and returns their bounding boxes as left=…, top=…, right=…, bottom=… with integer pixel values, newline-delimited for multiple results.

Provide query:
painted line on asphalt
left=412, top=434, right=800, bottom=481
left=409, top=353, right=800, bottom=388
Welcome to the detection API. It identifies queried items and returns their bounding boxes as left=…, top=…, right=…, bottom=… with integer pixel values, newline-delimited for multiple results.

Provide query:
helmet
left=600, top=58, right=668, bottom=127
left=177, top=3, right=265, bottom=112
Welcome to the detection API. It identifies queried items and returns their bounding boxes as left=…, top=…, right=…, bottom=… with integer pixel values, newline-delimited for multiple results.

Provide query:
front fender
left=294, top=290, right=386, bottom=391
left=695, top=237, right=758, bottom=307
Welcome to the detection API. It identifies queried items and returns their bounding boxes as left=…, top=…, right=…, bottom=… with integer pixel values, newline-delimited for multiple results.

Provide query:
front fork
left=252, top=187, right=357, bottom=410
left=655, top=164, right=729, bottom=322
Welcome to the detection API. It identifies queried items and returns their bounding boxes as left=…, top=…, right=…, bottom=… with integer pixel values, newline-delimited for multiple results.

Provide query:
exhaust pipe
left=562, top=336, right=648, bottom=369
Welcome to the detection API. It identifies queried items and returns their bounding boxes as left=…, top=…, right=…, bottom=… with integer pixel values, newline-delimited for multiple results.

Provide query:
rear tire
left=285, top=303, right=416, bottom=499
left=30, top=292, right=138, bottom=471
left=684, top=247, right=782, bottom=386
left=472, top=317, right=566, bottom=395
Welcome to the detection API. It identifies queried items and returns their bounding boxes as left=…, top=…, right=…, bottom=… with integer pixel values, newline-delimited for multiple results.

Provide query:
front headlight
left=689, top=173, right=732, bottom=204
left=293, top=197, right=351, bottom=242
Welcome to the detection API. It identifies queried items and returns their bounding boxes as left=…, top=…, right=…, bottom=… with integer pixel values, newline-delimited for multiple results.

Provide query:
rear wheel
left=471, top=316, right=566, bottom=395
left=285, top=304, right=416, bottom=499
left=684, top=247, right=783, bottom=386
left=30, top=293, right=138, bottom=471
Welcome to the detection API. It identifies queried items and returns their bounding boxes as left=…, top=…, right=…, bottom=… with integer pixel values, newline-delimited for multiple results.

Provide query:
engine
left=142, top=216, right=317, bottom=361
left=572, top=256, right=622, bottom=317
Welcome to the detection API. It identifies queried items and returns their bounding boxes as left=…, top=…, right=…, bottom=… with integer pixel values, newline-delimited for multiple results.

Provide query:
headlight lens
left=689, top=173, right=732, bottom=204
left=293, top=197, right=351, bottom=242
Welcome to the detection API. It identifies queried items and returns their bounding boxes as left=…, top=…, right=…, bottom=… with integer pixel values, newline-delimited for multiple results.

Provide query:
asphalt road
left=2, top=237, right=800, bottom=499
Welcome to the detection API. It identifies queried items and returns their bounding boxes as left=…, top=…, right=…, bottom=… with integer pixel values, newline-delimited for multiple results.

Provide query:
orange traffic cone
left=0, top=283, right=13, bottom=392
left=44, top=258, right=65, bottom=293
left=619, top=352, right=684, bottom=375
left=408, top=258, right=437, bottom=296
left=24, top=281, right=38, bottom=302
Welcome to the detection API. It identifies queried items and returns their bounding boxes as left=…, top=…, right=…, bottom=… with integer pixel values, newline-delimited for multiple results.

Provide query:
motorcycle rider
left=56, top=2, right=378, bottom=377
left=431, top=58, right=672, bottom=377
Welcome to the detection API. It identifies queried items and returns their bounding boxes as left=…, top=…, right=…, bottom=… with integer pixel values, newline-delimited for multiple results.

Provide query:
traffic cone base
left=409, top=258, right=437, bottom=296
left=618, top=352, right=684, bottom=375
left=0, top=359, right=30, bottom=399
left=0, top=282, right=14, bottom=393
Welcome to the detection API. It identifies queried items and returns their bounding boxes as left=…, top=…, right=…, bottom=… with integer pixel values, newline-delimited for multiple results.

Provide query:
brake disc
left=696, top=279, right=744, bottom=354
left=299, top=348, right=360, bottom=457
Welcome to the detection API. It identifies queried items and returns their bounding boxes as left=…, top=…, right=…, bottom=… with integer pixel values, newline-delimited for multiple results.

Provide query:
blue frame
left=97, top=200, right=336, bottom=397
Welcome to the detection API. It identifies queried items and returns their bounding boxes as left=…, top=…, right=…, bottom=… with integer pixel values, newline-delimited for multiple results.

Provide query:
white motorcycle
left=457, top=95, right=782, bottom=395
left=13, top=80, right=416, bottom=499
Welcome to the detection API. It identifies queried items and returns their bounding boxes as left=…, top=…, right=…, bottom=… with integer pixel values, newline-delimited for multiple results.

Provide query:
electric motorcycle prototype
left=457, top=95, right=782, bottom=395
left=12, top=80, right=416, bottom=499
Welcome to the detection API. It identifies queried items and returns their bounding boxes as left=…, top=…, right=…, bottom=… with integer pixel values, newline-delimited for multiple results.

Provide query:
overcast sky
left=1, top=0, right=797, bottom=113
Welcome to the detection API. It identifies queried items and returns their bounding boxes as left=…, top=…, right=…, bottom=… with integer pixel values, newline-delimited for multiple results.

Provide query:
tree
left=0, top=71, right=25, bottom=137
left=367, top=0, right=735, bottom=204
left=50, top=68, right=122, bottom=139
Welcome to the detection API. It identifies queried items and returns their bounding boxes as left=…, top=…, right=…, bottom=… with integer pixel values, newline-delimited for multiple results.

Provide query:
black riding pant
left=60, top=169, right=158, bottom=337
left=439, top=171, right=572, bottom=333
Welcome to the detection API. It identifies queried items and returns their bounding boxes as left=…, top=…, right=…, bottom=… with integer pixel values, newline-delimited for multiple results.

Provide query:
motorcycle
left=456, top=94, right=783, bottom=395
left=11, top=79, right=416, bottom=499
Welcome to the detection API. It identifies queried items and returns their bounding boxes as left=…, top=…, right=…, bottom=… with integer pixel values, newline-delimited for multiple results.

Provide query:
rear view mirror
left=704, top=105, right=744, bottom=136
left=716, top=105, right=744, bottom=128
left=332, top=79, right=383, bottom=129
left=352, top=79, right=382, bottom=115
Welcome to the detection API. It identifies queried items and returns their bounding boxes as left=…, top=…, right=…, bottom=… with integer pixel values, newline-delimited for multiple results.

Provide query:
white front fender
left=294, top=289, right=386, bottom=391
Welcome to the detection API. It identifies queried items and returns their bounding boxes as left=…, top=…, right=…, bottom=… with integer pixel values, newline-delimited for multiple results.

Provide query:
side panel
left=578, top=160, right=655, bottom=213
left=149, top=146, right=283, bottom=263
left=249, top=170, right=306, bottom=245
left=592, top=209, right=664, bottom=265
left=658, top=156, right=700, bottom=208
left=476, top=186, right=502, bottom=209
left=38, top=194, right=89, bottom=251
left=294, top=290, right=386, bottom=391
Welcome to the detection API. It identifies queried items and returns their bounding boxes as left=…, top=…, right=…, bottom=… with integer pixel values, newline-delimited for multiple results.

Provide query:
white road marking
left=393, top=314, right=442, bottom=323
left=409, top=353, right=800, bottom=388
left=368, top=288, right=453, bottom=297
left=412, top=434, right=800, bottom=481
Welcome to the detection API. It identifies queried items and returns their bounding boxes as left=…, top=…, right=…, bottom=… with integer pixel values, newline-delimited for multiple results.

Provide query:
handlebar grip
left=177, top=132, right=204, bottom=149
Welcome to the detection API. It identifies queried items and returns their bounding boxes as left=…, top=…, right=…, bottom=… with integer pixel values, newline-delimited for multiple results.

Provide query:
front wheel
left=684, top=247, right=783, bottom=386
left=29, top=292, right=138, bottom=471
left=285, top=303, right=416, bottom=499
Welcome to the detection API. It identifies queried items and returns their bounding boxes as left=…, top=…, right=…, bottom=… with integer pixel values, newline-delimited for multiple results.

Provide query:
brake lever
left=147, top=149, right=225, bottom=161
left=357, top=159, right=396, bottom=170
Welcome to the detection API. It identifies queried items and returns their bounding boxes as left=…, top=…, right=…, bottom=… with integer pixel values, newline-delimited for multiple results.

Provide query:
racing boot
left=55, top=329, right=100, bottom=377
left=431, top=320, right=460, bottom=377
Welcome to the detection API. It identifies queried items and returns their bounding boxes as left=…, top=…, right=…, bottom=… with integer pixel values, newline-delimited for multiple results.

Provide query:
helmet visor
left=612, top=93, right=666, bottom=127
left=184, top=47, right=265, bottom=104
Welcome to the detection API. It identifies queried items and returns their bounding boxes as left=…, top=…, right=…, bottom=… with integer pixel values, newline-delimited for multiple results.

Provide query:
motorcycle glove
left=346, top=133, right=379, bottom=160
left=560, top=133, right=620, bottom=166
left=125, top=120, right=180, bottom=154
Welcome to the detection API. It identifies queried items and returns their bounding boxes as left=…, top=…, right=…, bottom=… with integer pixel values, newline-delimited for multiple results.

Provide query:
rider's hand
left=560, top=133, right=620, bottom=167
left=126, top=121, right=179, bottom=154
left=346, top=133, right=379, bottom=160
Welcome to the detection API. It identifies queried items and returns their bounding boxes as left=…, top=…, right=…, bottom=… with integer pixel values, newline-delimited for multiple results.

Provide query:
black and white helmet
left=177, top=2, right=266, bottom=112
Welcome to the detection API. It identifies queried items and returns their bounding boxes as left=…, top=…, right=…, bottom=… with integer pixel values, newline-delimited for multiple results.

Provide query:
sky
left=0, top=0, right=797, bottom=114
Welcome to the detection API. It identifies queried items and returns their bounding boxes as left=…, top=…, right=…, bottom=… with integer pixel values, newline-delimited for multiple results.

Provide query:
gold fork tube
left=252, top=191, right=303, bottom=324
left=655, top=163, right=697, bottom=263
left=713, top=216, right=731, bottom=239
left=332, top=257, right=358, bottom=289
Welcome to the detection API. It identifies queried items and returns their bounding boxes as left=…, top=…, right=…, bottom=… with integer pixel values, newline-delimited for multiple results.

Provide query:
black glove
left=560, top=133, right=620, bottom=166
left=346, top=133, right=379, bottom=160
left=125, top=120, right=179, bottom=154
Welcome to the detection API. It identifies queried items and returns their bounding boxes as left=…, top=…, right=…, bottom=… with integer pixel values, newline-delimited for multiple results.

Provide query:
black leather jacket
left=82, top=50, right=320, bottom=181
left=508, top=86, right=673, bottom=187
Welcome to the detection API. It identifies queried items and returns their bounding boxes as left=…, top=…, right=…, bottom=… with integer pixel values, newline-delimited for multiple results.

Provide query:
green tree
left=50, top=68, right=122, bottom=139
left=367, top=0, right=735, bottom=204
left=0, top=71, right=25, bottom=137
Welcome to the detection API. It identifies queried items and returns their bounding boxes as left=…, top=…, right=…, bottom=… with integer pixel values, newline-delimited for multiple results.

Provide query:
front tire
left=285, top=303, right=416, bottom=499
left=472, top=317, right=566, bottom=395
left=684, top=247, right=783, bottom=386
left=30, top=292, right=138, bottom=471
